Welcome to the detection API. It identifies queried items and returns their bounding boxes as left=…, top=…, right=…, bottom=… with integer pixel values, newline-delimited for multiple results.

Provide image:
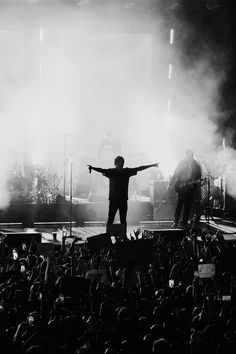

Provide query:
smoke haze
left=0, top=1, right=235, bottom=207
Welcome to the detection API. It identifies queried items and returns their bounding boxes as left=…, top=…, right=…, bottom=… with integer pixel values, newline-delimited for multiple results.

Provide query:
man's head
left=114, top=156, right=124, bottom=169
left=105, top=129, right=113, bottom=140
left=185, top=149, right=194, bottom=161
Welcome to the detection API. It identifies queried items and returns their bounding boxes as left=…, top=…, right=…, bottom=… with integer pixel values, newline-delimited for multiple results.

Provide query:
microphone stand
left=219, top=164, right=225, bottom=214
left=69, top=154, right=73, bottom=237
left=63, top=134, right=67, bottom=199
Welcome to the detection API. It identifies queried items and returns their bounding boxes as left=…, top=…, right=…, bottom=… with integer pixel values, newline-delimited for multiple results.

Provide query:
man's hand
left=87, top=165, right=92, bottom=173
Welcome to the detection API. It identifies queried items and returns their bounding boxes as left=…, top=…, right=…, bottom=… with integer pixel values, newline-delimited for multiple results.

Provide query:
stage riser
left=0, top=201, right=154, bottom=226
left=0, top=203, right=71, bottom=227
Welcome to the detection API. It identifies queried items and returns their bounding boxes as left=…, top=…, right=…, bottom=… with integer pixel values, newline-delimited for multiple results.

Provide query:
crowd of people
left=0, top=226, right=236, bottom=354
left=0, top=148, right=234, bottom=353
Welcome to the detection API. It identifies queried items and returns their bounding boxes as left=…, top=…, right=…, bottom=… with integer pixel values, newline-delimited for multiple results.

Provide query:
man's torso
left=103, top=168, right=137, bottom=201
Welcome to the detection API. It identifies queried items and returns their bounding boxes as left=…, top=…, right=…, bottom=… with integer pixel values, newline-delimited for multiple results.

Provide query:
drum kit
left=8, top=168, right=62, bottom=204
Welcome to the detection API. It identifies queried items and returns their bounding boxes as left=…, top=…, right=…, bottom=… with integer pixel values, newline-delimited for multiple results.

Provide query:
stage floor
left=1, top=215, right=236, bottom=246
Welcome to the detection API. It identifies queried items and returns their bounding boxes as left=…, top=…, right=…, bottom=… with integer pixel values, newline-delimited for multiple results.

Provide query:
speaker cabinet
left=106, top=224, right=127, bottom=237
left=153, top=202, right=176, bottom=221
left=1, top=232, right=42, bottom=248
left=87, top=233, right=112, bottom=251
left=144, top=228, right=185, bottom=243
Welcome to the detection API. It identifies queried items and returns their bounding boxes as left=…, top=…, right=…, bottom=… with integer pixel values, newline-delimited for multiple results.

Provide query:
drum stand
left=189, top=161, right=217, bottom=233
left=203, top=175, right=216, bottom=226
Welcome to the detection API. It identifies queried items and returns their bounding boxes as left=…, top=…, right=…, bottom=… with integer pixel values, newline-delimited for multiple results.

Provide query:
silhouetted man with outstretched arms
left=87, top=156, right=158, bottom=226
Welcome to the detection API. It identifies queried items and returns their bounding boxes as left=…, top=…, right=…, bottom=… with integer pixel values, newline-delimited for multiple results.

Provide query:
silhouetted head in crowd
left=152, top=338, right=172, bottom=354
left=25, top=345, right=44, bottom=354
left=142, top=334, right=154, bottom=353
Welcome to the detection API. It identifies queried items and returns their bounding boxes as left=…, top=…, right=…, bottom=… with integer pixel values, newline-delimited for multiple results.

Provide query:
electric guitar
left=174, top=178, right=206, bottom=193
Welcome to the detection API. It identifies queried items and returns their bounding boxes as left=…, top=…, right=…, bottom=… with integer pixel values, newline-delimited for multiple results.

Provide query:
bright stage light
left=168, top=64, right=172, bottom=80
left=170, top=29, right=174, bottom=44
left=167, top=98, right=171, bottom=114
left=27, top=0, right=40, bottom=4
left=31, top=152, right=44, bottom=167
left=39, top=26, right=44, bottom=43
left=39, top=62, right=42, bottom=77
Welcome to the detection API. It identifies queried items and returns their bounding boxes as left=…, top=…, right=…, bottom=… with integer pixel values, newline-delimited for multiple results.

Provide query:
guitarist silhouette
left=168, top=149, right=202, bottom=229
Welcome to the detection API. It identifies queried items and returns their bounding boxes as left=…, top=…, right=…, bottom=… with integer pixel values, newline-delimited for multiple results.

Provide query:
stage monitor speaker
left=115, top=239, right=153, bottom=268
left=87, top=233, right=112, bottom=251
left=144, top=228, right=185, bottom=243
left=106, top=224, right=127, bottom=238
left=1, top=232, right=42, bottom=248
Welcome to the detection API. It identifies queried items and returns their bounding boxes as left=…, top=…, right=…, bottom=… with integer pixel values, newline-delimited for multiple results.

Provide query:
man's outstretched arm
left=87, top=165, right=104, bottom=174
left=136, top=163, right=159, bottom=172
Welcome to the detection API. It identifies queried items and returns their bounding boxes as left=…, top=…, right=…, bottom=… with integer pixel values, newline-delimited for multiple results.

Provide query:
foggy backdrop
left=0, top=1, right=235, bottom=207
